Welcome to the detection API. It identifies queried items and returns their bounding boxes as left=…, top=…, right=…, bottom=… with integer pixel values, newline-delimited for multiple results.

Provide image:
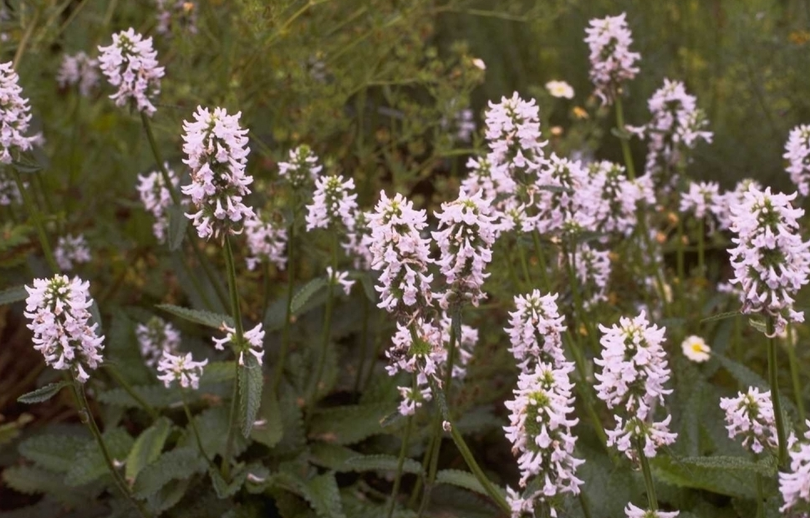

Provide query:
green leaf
left=132, top=447, right=208, bottom=499
left=17, top=381, right=70, bottom=404
left=306, top=472, right=346, bottom=518
left=66, top=428, right=134, bottom=486
left=0, top=285, right=27, bottom=306
left=125, top=417, right=173, bottom=484
left=239, top=353, right=264, bottom=438
left=435, top=469, right=507, bottom=500
left=210, top=464, right=248, bottom=499
left=167, top=204, right=187, bottom=251
left=18, top=433, right=88, bottom=473
left=2, top=465, right=99, bottom=507
left=309, top=443, right=361, bottom=471
left=308, top=402, right=394, bottom=445
left=679, top=455, right=776, bottom=477
left=700, top=310, right=741, bottom=324
left=178, top=406, right=248, bottom=458
left=200, top=361, right=237, bottom=384
left=251, top=382, right=283, bottom=448
left=147, top=477, right=190, bottom=515
left=98, top=384, right=189, bottom=409
left=652, top=455, right=758, bottom=498
left=748, top=317, right=767, bottom=334
left=343, top=454, right=424, bottom=475
left=291, top=277, right=327, bottom=314
left=0, top=413, right=34, bottom=447
left=357, top=271, right=377, bottom=303
left=156, top=303, right=234, bottom=329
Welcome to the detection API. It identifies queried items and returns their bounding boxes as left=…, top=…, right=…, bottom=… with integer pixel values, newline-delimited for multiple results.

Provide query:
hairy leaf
left=167, top=204, right=187, bottom=251
left=435, top=469, right=506, bottom=500
left=210, top=464, right=248, bottom=499
left=19, top=433, right=89, bottom=473
left=239, top=353, right=264, bottom=438
left=177, top=406, right=247, bottom=458
left=2, top=465, right=100, bottom=507
left=308, top=403, right=394, bottom=445
left=156, top=304, right=234, bottom=329
left=678, top=455, right=776, bottom=477
left=291, top=277, right=327, bottom=315
left=98, top=384, right=190, bottom=409
left=132, top=447, right=208, bottom=499
left=251, top=382, right=283, bottom=448
left=0, top=285, right=27, bottom=306
left=652, top=455, right=758, bottom=498
left=66, top=428, right=134, bottom=486
left=343, top=454, right=424, bottom=475
left=17, top=381, right=70, bottom=404
left=125, top=417, right=173, bottom=484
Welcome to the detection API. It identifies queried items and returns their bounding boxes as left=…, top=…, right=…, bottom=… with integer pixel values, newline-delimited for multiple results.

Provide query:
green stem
left=563, top=331, right=609, bottom=453
left=676, top=215, right=685, bottom=315
left=12, top=169, right=58, bottom=273
left=273, top=217, right=297, bottom=394
left=71, top=380, right=150, bottom=518
left=578, top=493, right=593, bottom=518
left=182, top=391, right=213, bottom=467
left=362, top=310, right=387, bottom=390
left=309, top=236, right=338, bottom=404
left=448, top=423, right=510, bottom=513
left=636, top=439, right=658, bottom=511
left=698, top=217, right=706, bottom=313
left=103, top=365, right=159, bottom=420
left=786, top=325, right=806, bottom=423
left=767, top=316, right=788, bottom=467
left=614, top=96, right=636, bottom=180
left=220, top=236, right=245, bottom=481
left=531, top=231, right=551, bottom=290
left=387, top=387, right=415, bottom=518
left=12, top=7, right=40, bottom=68
left=756, top=473, right=765, bottom=518
left=517, top=241, right=532, bottom=285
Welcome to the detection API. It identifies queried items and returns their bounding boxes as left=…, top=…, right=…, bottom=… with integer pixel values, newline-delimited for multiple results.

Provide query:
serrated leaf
left=652, top=455, right=758, bottom=498
left=239, top=353, right=264, bottom=438
left=0, top=285, right=26, bottom=306
left=201, top=361, right=237, bottom=384
left=167, top=204, right=187, bottom=251
left=343, top=454, right=423, bottom=475
left=310, top=443, right=361, bottom=471
left=679, top=455, right=776, bottom=476
left=2, top=465, right=99, bottom=507
left=251, top=382, right=283, bottom=448
left=700, top=310, right=740, bottom=324
left=18, top=433, right=88, bottom=473
left=157, top=304, right=234, bottom=329
left=66, top=428, right=134, bottom=486
left=99, top=384, right=189, bottom=409
left=436, top=469, right=506, bottom=499
left=291, top=278, right=327, bottom=314
left=178, top=405, right=247, bottom=458
left=305, top=472, right=347, bottom=518
left=308, top=403, right=394, bottom=445
left=125, top=417, right=172, bottom=484
left=147, top=477, right=190, bottom=515
left=748, top=317, right=767, bottom=334
left=132, top=447, right=207, bottom=499
left=17, top=381, right=70, bottom=404
left=210, top=464, right=248, bottom=499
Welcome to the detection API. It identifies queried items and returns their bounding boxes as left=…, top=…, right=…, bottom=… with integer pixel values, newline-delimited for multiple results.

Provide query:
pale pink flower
left=0, top=61, right=39, bottom=163
left=54, top=234, right=91, bottom=272
left=585, top=13, right=640, bottom=105
left=157, top=351, right=207, bottom=390
left=97, top=28, right=164, bottom=116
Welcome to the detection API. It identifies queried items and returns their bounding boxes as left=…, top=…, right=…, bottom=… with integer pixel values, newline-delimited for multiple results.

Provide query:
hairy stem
left=636, top=439, right=658, bottom=511
left=767, top=316, right=788, bottom=467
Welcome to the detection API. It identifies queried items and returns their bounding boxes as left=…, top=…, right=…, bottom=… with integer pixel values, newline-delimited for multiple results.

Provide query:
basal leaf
left=239, top=353, right=264, bottom=438
left=125, top=417, right=173, bottom=484
left=19, top=433, right=89, bottom=473
left=251, top=381, right=283, bottom=448
left=435, top=469, right=506, bottom=500
left=132, top=447, right=207, bottom=499
left=66, top=428, right=134, bottom=486
left=343, top=454, right=424, bottom=475
left=308, top=402, right=394, bottom=445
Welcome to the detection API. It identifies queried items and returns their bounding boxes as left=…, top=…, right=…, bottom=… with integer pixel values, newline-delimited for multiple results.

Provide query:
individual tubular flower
left=625, top=503, right=679, bottom=518
left=714, top=178, right=761, bottom=231
left=0, top=61, right=39, bottom=163
left=780, top=421, right=810, bottom=515
left=503, top=362, right=584, bottom=512
left=595, top=311, right=677, bottom=459
left=727, top=186, right=810, bottom=331
left=97, top=28, right=165, bottom=116
left=397, top=385, right=432, bottom=416
left=157, top=351, right=207, bottom=390
left=136, top=316, right=181, bottom=368
left=24, top=275, right=104, bottom=383
left=56, top=52, right=99, bottom=97
left=584, top=13, right=641, bottom=105
left=213, top=322, right=265, bottom=366
left=54, top=234, right=91, bottom=272
left=680, top=335, right=711, bottom=363
left=785, top=125, right=810, bottom=197
left=368, top=191, right=434, bottom=317
left=244, top=211, right=287, bottom=271
left=506, top=290, right=567, bottom=371
left=387, top=318, right=444, bottom=416
left=180, top=106, right=255, bottom=240
left=305, top=174, right=358, bottom=232
left=432, top=190, right=496, bottom=309
left=278, top=145, right=322, bottom=190
left=719, top=387, right=778, bottom=455
left=506, top=487, right=536, bottom=518
left=137, top=164, right=181, bottom=243
left=326, top=266, right=355, bottom=296
left=484, top=92, right=547, bottom=176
